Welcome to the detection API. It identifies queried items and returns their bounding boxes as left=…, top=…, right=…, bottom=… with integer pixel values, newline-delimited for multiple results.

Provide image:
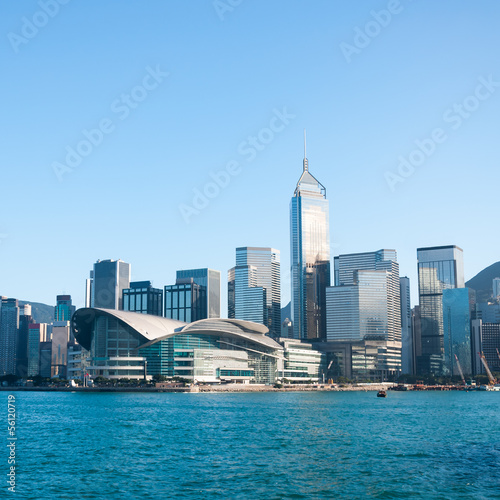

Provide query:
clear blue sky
left=1, top=0, right=499, bottom=315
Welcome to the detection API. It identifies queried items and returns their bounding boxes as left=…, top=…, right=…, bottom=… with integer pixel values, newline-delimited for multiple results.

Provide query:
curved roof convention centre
left=72, top=308, right=283, bottom=352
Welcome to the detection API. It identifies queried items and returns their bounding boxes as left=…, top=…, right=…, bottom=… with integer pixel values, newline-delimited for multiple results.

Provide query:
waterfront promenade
left=0, top=382, right=483, bottom=393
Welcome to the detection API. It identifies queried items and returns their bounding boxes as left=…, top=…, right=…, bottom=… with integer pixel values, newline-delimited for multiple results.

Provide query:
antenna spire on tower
left=303, top=129, right=308, bottom=171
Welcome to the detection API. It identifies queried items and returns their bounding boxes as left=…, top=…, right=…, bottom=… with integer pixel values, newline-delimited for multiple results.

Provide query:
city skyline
left=1, top=1, right=500, bottom=317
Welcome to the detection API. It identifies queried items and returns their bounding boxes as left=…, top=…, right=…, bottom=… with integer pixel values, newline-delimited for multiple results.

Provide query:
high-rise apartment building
left=228, top=247, right=281, bottom=337
left=417, top=245, right=464, bottom=375
left=290, top=146, right=330, bottom=340
left=55, top=295, right=76, bottom=322
left=92, top=259, right=131, bottom=310
left=0, top=298, right=19, bottom=375
left=123, top=281, right=163, bottom=316
left=176, top=269, right=220, bottom=318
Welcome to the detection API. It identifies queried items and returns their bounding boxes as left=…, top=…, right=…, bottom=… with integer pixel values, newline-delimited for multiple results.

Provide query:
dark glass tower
left=164, top=280, right=206, bottom=323
left=175, top=269, right=220, bottom=318
left=290, top=141, right=330, bottom=340
left=123, top=281, right=163, bottom=316
left=93, top=259, right=131, bottom=310
left=0, top=298, right=19, bottom=375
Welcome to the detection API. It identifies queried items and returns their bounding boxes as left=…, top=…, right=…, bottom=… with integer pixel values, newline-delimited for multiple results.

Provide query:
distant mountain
left=465, top=262, right=500, bottom=303
left=19, top=300, right=54, bottom=324
left=281, top=301, right=291, bottom=323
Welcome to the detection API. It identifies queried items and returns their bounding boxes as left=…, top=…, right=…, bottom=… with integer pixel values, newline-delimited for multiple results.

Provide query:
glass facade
left=228, top=247, right=281, bottom=337
left=27, top=323, right=47, bottom=377
left=88, top=315, right=145, bottom=379
left=325, top=250, right=402, bottom=380
left=417, top=246, right=464, bottom=375
left=327, top=251, right=401, bottom=343
left=140, top=333, right=279, bottom=384
left=73, top=309, right=284, bottom=383
left=176, top=268, right=220, bottom=318
left=54, top=295, right=75, bottom=321
left=164, top=283, right=206, bottom=323
left=123, top=281, right=163, bottom=317
left=93, top=259, right=131, bottom=310
left=400, top=277, right=413, bottom=375
left=278, top=340, right=326, bottom=381
left=481, top=323, right=500, bottom=372
left=290, top=156, right=330, bottom=340
left=442, top=288, right=474, bottom=376
left=0, top=298, right=19, bottom=375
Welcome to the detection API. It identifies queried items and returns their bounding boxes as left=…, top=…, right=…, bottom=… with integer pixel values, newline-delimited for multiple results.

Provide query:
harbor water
left=7, top=390, right=500, bottom=499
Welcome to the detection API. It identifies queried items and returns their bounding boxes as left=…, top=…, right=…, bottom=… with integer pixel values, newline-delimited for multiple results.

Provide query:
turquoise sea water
left=5, top=391, right=500, bottom=499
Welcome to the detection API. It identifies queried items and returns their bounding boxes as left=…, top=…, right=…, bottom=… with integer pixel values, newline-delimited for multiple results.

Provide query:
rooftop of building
left=72, top=308, right=282, bottom=352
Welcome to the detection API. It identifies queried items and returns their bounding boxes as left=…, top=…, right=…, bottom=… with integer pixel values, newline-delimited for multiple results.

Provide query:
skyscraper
left=400, top=277, right=413, bottom=375
left=290, top=141, right=330, bottom=340
left=55, top=295, right=76, bottom=322
left=16, top=304, right=34, bottom=378
left=417, top=245, right=464, bottom=375
left=175, top=268, right=220, bottom=318
left=442, top=288, right=475, bottom=376
left=123, top=281, right=163, bottom=316
left=228, top=247, right=281, bottom=337
left=85, top=271, right=93, bottom=308
left=51, top=321, right=70, bottom=378
left=27, top=323, right=48, bottom=377
left=325, top=250, right=402, bottom=380
left=164, top=279, right=206, bottom=322
left=0, top=298, right=19, bottom=375
left=92, top=259, right=131, bottom=310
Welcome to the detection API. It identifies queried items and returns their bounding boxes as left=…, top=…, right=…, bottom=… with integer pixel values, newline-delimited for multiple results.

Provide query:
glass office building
left=290, top=151, right=330, bottom=340
left=442, top=288, right=474, bottom=376
left=329, top=250, right=401, bottom=343
left=228, top=247, right=281, bottom=338
left=123, top=281, right=163, bottom=317
left=400, top=277, right=414, bottom=375
left=54, top=295, right=76, bottom=322
left=417, top=246, right=464, bottom=375
left=278, top=339, right=326, bottom=382
left=0, top=298, right=19, bottom=375
left=325, top=250, right=402, bottom=380
left=164, top=281, right=206, bottom=323
left=92, top=259, right=131, bottom=310
left=176, top=269, right=221, bottom=318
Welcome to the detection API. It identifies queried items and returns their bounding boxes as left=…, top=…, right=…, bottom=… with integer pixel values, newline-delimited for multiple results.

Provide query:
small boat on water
left=377, top=390, right=387, bottom=398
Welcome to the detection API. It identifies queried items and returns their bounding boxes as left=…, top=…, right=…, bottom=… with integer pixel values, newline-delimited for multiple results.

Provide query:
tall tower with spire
left=290, top=132, right=331, bottom=340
